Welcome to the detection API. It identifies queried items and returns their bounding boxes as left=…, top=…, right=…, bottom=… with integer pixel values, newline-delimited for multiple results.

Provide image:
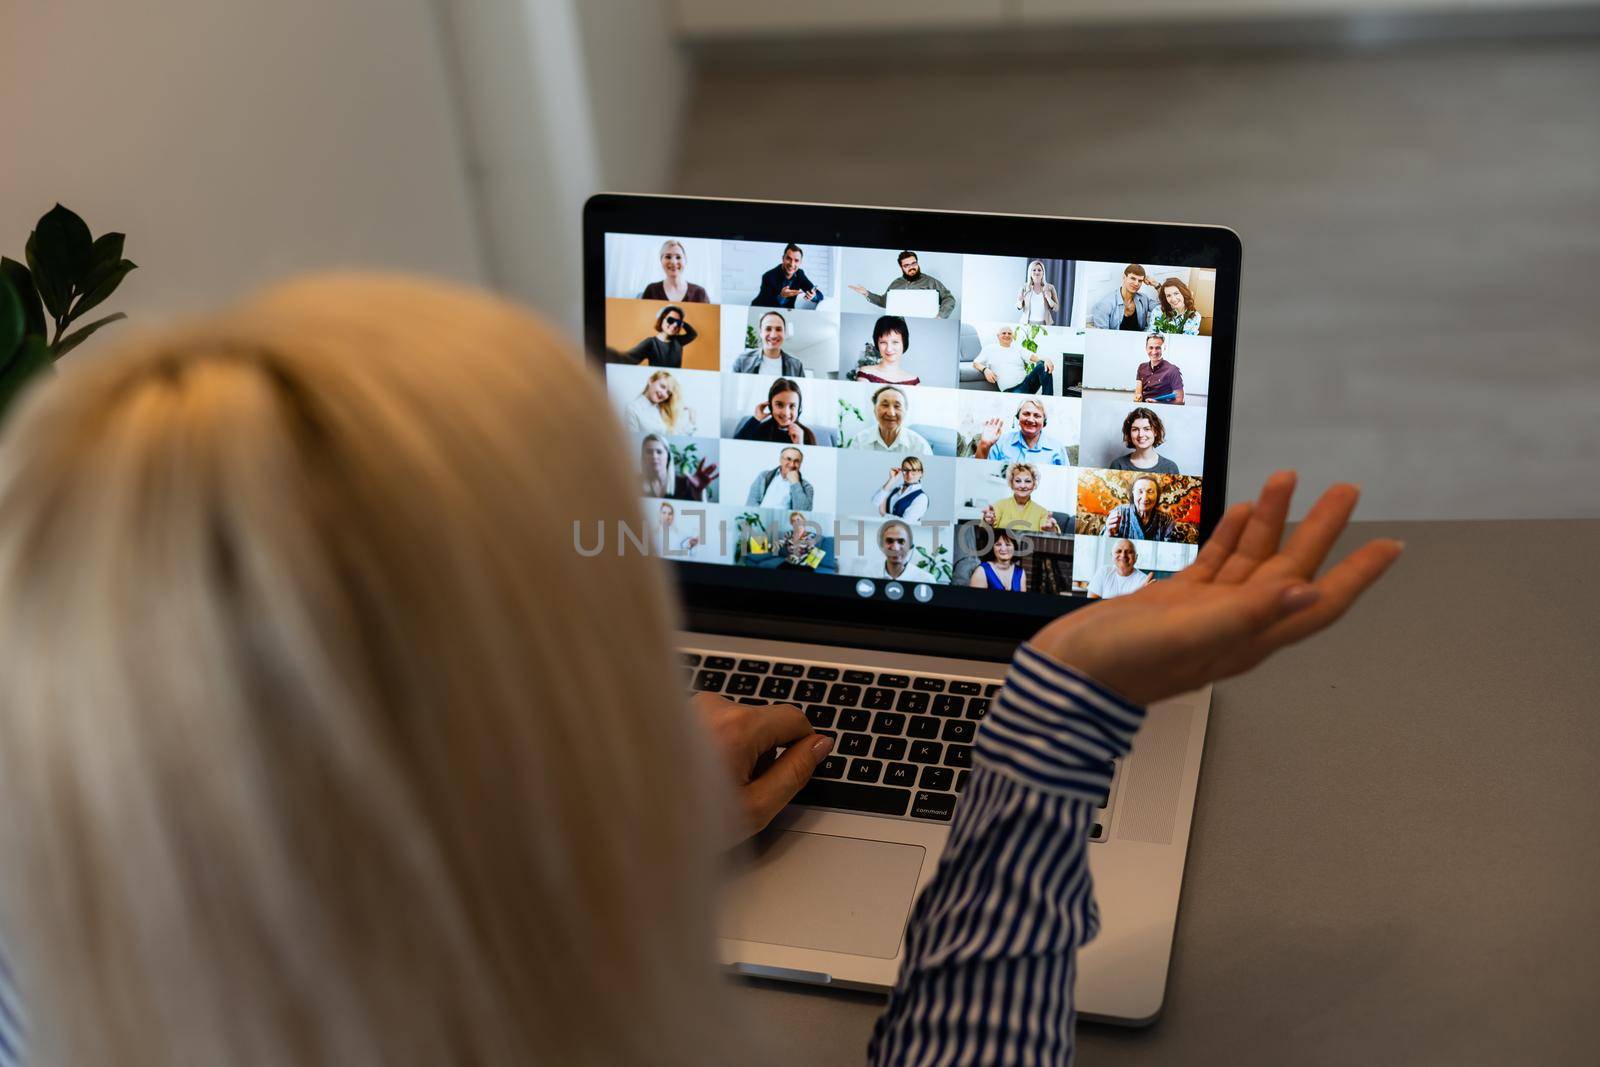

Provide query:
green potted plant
left=0, top=204, right=137, bottom=422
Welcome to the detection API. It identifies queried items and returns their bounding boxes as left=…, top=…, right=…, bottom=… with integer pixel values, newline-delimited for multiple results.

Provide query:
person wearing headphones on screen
left=734, top=378, right=818, bottom=445
left=975, top=399, right=1068, bottom=465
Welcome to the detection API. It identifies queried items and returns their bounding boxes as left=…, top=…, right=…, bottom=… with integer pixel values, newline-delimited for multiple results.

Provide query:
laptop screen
left=586, top=196, right=1238, bottom=642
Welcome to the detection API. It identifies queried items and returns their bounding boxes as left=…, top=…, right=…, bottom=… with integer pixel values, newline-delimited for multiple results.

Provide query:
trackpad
left=721, top=831, right=925, bottom=960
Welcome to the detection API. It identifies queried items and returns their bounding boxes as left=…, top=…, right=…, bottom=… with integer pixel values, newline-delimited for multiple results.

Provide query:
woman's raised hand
left=1031, top=472, right=1402, bottom=706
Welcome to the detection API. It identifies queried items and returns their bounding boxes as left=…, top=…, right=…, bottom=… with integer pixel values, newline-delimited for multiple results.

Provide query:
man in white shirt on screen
left=972, top=326, right=1054, bottom=394
left=1087, top=538, right=1153, bottom=599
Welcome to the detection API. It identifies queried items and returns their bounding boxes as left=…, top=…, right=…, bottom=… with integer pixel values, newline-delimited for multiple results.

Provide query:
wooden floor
left=676, top=38, right=1600, bottom=519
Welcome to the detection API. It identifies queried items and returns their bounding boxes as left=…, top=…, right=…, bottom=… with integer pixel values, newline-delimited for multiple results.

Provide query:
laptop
left=883, top=287, right=940, bottom=319
left=585, top=194, right=1240, bottom=1025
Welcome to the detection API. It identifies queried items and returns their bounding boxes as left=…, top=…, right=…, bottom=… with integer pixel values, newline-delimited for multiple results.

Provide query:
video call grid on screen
left=585, top=196, right=1240, bottom=633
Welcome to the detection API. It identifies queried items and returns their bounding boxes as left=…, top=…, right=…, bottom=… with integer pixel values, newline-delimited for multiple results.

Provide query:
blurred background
left=3, top=0, right=1596, bottom=518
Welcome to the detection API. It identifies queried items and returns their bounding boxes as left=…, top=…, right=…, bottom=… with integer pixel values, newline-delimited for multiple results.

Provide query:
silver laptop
left=586, top=194, right=1240, bottom=1025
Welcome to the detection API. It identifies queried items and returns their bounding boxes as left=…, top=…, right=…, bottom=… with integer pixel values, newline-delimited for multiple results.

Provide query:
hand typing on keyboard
left=1032, top=473, right=1404, bottom=706
left=694, top=694, right=834, bottom=844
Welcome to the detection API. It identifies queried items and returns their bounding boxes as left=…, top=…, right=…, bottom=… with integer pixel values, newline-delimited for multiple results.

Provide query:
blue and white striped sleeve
left=0, top=943, right=23, bottom=1067
left=868, top=642, right=1146, bottom=1066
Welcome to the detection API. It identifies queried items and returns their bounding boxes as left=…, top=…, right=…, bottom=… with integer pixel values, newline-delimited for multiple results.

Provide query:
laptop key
left=863, top=687, right=896, bottom=711
left=984, top=683, right=1000, bottom=697
left=794, top=779, right=910, bottom=817
left=813, top=755, right=846, bottom=779
left=839, top=708, right=871, bottom=732
left=737, top=698, right=767, bottom=705
left=842, top=669, right=875, bottom=685
left=848, top=758, right=884, bottom=784
left=693, top=670, right=727, bottom=693
left=805, top=665, right=840, bottom=681
left=704, top=655, right=735, bottom=671
left=805, top=704, right=837, bottom=729
left=919, top=766, right=953, bottom=791
left=912, top=677, right=945, bottom=692
left=681, top=652, right=703, bottom=668
left=909, top=740, right=943, bottom=764
left=966, top=697, right=990, bottom=720
left=950, top=680, right=982, bottom=696
left=772, top=661, right=805, bottom=677
left=930, top=694, right=964, bottom=717
left=884, top=761, right=918, bottom=787
left=795, top=680, right=827, bottom=703
left=895, top=690, right=930, bottom=714
left=910, top=791, right=956, bottom=822
left=738, top=659, right=771, bottom=674
left=758, top=676, right=794, bottom=700
left=873, top=736, right=907, bottom=760
left=871, top=711, right=906, bottom=735
left=839, top=732, right=871, bottom=757
left=941, top=720, right=975, bottom=744
left=726, top=673, right=760, bottom=696
left=944, top=744, right=973, bottom=768
left=907, top=715, right=940, bottom=739
left=956, top=770, right=970, bottom=793
left=827, top=683, right=862, bottom=706
left=876, top=673, right=910, bottom=689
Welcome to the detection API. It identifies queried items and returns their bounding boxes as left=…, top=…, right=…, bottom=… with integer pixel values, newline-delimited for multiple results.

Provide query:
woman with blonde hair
left=639, top=238, right=709, bottom=303
left=624, top=368, right=698, bottom=436
left=0, top=274, right=1400, bottom=1067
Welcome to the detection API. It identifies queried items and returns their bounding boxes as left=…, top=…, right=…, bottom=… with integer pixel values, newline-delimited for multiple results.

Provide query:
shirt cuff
left=974, top=642, right=1147, bottom=799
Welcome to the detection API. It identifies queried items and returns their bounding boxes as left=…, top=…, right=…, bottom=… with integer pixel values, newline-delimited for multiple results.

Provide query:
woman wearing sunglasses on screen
left=0, top=274, right=1399, bottom=1067
left=625, top=304, right=699, bottom=368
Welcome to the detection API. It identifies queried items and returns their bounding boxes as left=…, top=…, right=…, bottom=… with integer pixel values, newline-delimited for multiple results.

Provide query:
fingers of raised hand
left=1253, top=538, right=1404, bottom=651
left=1252, top=483, right=1362, bottom=583
left=1214, top=471, right=1297, bottom=584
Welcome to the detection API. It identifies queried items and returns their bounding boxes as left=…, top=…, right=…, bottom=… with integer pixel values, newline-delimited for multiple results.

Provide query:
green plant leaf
left=0, top=258, right=47, bottom=339
left=0, top=274, right=22, bottom=368
left=67, top=259, right=136, bottom=324
left=51, top=312, right=126, bottom=359
left=25, top=232, right=70, bottom=321
left=0, top=334, right=55, bottom=426
left=76, top=235, right=129, bottom=303
left=34, top=204, right=95, bottom=293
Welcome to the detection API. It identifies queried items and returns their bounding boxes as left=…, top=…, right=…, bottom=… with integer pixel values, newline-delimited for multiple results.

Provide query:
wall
left=0, top=0, right=486, bottom=324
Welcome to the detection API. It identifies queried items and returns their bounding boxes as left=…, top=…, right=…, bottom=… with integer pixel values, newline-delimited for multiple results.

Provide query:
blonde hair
left=0, top=274, right=732, bottom=1066
left=642, top=369, right=685, bottom=433
left=658, top=239, right=686, bottom=263
left=639, top=432, right=672, bottom=497
left=1008, top=462, right=1040, bottom=487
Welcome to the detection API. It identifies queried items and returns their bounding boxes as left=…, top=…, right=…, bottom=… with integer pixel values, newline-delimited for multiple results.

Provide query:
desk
left=729, top=520, right=1600, bottom=1064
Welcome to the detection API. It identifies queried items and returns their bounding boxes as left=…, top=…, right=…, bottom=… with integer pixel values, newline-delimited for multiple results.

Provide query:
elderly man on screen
left=1087, top=538, right=1152, bottom=599
left=974, top=399, right=1068, bottom=466
left=972, top=325, right=1054, bottom=394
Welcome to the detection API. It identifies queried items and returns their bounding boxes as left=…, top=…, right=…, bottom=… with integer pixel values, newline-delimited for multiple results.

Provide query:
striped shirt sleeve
left=868, top=642, right=1145, bottom=1066
left=0, top=943, right=23, bottom=1067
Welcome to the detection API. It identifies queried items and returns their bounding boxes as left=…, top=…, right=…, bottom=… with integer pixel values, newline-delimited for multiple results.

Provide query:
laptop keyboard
left=684, top=650, right=1118, bottom=839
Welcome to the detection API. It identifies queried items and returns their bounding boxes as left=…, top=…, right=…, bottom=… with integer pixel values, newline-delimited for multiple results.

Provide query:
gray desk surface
left=730, top=520, right=1600, bottom=1065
